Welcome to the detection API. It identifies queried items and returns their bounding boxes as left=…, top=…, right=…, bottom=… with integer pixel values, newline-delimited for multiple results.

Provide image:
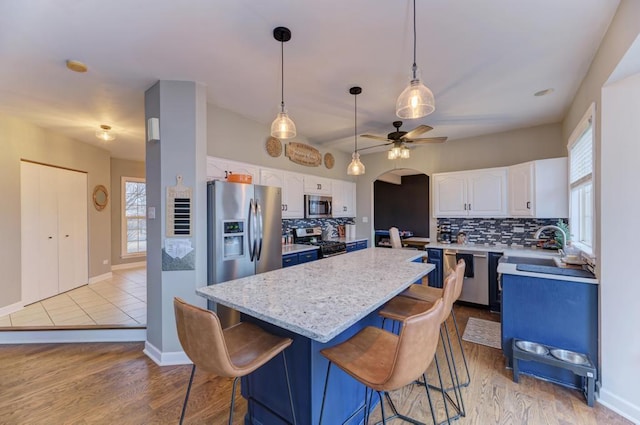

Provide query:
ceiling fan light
left=271, top=110, right=296, bottom=139
left=400, top=146, right=411, bottom=159
left=347, top=151, right=365, bottom=175
left=388, top=149, right=397, bottom=160
left=396, top=78, right=435, bottom=119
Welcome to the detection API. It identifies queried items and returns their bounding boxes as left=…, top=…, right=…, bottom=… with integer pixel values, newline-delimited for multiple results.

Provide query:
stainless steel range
left=292, top=227, right=347, bottom=258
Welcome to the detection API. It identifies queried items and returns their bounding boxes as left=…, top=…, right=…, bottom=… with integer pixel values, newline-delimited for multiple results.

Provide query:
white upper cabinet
left=332, top=180, right=356, bottom=218
left=303, top=176, right=332, bottom=195
left=259, top=168, right=305, bottom=219
left=508, top=157, right=568, bottom=218
left=433, top=168, right=507, bottom=217
left=207, top=157, right=260, bottom=183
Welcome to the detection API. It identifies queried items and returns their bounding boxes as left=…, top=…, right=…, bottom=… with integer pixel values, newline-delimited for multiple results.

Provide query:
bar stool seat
left=401, top=284, right=442, bottom=303
left=174, top=297, right=297, bottom=425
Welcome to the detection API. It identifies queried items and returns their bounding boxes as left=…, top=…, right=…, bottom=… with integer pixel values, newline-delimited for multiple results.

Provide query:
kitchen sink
left=503, top=256, right=557, bottom=267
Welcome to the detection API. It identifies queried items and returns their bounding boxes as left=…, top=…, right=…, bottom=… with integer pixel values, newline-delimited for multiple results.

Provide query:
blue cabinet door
left=282, top=253, right=299, bottom=268
left=356, top=240, right=368, bottom=250
left=298, top=250, right=318, bottom=264
left=426, top=248, right=443, bottom=288
left=345, top=242, right=357, bottom=252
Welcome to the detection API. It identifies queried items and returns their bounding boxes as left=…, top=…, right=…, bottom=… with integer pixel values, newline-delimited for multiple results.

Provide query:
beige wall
left=0, top=113, right=112, bottom=310
left=352, top=122, right=565, bottom=240
left=110, top=158, right=146, bottom=266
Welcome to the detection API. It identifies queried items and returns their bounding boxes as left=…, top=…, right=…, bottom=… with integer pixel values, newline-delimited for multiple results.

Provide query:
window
left=568, top=104, right=595, bottom=254
left=122, top=177, right=146, bottom=257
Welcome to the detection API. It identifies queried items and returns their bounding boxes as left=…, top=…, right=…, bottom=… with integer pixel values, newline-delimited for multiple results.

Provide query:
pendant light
left=347, top=86, right=365, bottom=176
left=270, top=27, right=296, bottom=139
left=395, top=0, right=435, bottom=119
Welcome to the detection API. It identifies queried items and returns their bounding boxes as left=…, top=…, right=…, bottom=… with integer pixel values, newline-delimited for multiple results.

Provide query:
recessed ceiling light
left=534, top=88, right=554, bottom=97
left=66, top=60, right=88, bottom=73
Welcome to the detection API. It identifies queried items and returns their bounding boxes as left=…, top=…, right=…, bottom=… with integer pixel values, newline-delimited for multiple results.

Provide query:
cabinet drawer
left=346, top=242, right=357, bottom=252
left=298, top=250, right=318, bottom=263
left=282, top=253, right=299, bottom=268
left=356, top=240, right=368, bottom=250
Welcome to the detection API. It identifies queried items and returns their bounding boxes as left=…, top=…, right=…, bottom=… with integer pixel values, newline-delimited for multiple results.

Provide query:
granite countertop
left=197, top=248, right=434, bottom=343
left=497, top=260, right=598, bottom=284
left=282, top=244, right=319, bottom=255
left=425, top=242, right=561, bottom=257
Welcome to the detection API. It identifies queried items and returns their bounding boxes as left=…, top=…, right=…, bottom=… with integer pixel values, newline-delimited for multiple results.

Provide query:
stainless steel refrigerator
left=207, top=180, right=282, bottom=328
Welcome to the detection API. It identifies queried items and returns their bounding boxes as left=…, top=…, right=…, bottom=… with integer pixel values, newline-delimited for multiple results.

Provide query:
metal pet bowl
left=550, top=349, right=589, bottom=365
left=515, top=340, right=549, bottom=355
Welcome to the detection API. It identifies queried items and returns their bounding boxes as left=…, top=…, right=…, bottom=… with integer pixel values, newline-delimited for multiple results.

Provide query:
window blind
left=569, top=124, right=593, bottom=186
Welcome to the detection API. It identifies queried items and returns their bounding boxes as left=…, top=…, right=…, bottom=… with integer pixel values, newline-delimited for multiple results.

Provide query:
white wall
left=600, top=68, right=640, bottom=422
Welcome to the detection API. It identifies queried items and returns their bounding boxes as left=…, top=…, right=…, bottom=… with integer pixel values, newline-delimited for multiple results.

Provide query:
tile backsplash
left=437, top=217, right=568, bottom=247
left=283, top=218, right=355, bottom=239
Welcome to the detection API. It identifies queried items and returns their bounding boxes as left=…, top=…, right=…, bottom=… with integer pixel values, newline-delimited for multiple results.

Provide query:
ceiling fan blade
left=406, top=137, right=448, bottom=144
left=361, top=134, right=391, bottom=142
left=357, top=142, right=392, bottom=151
left=402, top=125, right=433, bottom=140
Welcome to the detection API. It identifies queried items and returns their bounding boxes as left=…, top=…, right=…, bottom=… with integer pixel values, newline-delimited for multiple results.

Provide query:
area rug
left=462, top=317, right=501, bottom=349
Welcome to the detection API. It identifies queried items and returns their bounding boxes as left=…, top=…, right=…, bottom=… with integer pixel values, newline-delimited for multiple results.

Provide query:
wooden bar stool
left=319, top=298, right=446, bottom=425
left=173, top=297, right=297, bottom=425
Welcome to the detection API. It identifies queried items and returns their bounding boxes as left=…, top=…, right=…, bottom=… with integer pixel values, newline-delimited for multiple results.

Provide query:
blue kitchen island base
left=241, top=310, right=383, bottom=425
left=501, top=273, right=598, bottom=391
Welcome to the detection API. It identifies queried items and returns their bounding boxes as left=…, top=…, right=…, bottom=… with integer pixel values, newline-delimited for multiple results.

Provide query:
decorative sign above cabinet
left=285, top=142, right=322, bottom=167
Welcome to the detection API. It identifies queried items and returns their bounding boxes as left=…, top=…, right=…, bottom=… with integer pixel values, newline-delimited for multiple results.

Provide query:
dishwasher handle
left=444, top=251, right=487, bottom=258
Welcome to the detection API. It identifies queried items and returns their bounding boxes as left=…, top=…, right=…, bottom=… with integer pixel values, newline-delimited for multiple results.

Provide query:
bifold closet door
left=57, top=168, right=88, bottom=293
left=21, top=162, right=88, bottom=305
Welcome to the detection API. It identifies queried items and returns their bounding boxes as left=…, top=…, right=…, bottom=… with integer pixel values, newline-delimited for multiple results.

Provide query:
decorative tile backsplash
left=437, top=217, right=568, bottom=247
left=282, top=218, right=355, bottom=239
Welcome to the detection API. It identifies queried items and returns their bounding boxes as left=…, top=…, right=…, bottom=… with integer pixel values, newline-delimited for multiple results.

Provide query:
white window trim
left=121, top=176, right=146, bottom=258
left=567, top=102, right=596, bottom=256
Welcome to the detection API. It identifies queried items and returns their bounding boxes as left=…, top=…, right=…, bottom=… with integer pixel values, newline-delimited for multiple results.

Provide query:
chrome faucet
left=534, top=225, right=567, bottom=251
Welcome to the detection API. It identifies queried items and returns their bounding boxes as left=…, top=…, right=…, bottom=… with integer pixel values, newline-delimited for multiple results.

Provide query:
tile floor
left=0, top=267, right=146, bottom=328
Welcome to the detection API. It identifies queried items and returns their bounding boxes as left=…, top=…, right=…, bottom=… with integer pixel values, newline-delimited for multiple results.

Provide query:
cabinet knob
left=65, top=235, right=70, bottom=238
left=317, top=183, right=321, bottom=190
left=48, top=236, right=53, bottom=239
left=526, top=201, right=531, bottom=209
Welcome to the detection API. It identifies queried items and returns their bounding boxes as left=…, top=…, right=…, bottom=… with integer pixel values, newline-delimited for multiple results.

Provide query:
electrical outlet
left=362, top=216, right=368, bottom=223
left=103, top=259, right=108, bottom=265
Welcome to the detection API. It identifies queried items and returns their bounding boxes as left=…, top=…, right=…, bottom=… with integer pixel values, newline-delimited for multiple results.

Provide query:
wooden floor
left=0, top=306, right=630, bottom=425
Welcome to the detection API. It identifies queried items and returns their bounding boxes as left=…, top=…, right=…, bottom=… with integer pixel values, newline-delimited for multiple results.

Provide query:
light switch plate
left=148, top=206, right=156, bottom=219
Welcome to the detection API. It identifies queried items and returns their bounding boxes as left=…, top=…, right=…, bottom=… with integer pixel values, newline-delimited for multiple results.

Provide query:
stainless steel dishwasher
left=444, top=249, right=489, bottom=306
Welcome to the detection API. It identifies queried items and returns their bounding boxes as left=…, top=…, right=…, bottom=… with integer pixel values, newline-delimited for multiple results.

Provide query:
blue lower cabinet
left=345, top=242, right=357, bottom=252
left=426, top=248, right=443, bottom=288
left=356, top=240, right=368, bottom=250
left=298, top=250, right=318, bottom=264
left=282, top=253, right=299, bottom=268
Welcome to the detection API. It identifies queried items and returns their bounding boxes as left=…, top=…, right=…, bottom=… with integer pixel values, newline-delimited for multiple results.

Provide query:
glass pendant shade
left=387, top=150, right=396, bottom=160
left=347, top=151, right=365, bottom=175
left=400, top=146, right=411, bottom=159
left=271, top=109, right=296, bottom=139
left=396, top=78, right=435, bottom=119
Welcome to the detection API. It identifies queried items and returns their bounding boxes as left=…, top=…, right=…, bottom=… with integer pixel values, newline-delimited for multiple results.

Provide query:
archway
left=372, top=168, right=431, bottom=247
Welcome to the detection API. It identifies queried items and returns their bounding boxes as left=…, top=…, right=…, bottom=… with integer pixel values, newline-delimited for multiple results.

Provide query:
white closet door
left=37, top=165, right=60, bottom=300
left=57, top=168, right=88, bottom=292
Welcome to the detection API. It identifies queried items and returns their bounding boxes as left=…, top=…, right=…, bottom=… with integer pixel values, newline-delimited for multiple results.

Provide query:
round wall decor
left=324, top=153, right=335, bottom=169
left=266, top=136, right=283, bottom=157
left=92, top=185, right=109, bottom=211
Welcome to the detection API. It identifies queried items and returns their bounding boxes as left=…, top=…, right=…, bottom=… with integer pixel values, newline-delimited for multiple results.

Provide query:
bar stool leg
left=422, top=373, right=437, bottom=425
left=433, top=353, right=452, bottom=425
left=228, top=377, right=240, bottom=425
left=451, top=309, right=470, bottom=387
left=442, top=324, right=466, bottom=417
left=281, top=351, right=297, bottom=425
left=378, top=391, right=387, bottom=425
left=439, top=327, right=464, bottom=417
left=319, top=361, right=332, bottom=425
left=179, top=364, right=196, bottom=425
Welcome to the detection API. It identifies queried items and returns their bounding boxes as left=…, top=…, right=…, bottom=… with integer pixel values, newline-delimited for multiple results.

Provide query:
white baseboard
left=0, top=328, right=146, bottom=344
left=144, top=340, right=191, bottom=366
left=0, top=301, right=23, bottom=317
left=112, top=261, right=146, bottom=271
left=598, top=388, right=640, bottom=424
left=89, top=272, right=113, bottom=284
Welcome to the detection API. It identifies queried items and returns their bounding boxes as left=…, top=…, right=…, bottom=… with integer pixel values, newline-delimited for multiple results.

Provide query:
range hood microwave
left=304, top=195, right=332, bottom=218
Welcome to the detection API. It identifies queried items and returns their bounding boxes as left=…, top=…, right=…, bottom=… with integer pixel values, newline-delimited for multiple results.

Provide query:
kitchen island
left=197, top=248, right=434, bottom=425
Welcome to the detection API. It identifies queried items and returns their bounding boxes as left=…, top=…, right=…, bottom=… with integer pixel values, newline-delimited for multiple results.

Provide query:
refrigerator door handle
left=256, top=201, right=264, bottom=261
left=248, top=199, right=256, bottom=261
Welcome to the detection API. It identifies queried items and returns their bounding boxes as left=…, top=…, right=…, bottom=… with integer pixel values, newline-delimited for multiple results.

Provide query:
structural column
left=144, top=81, right=207, bottom=365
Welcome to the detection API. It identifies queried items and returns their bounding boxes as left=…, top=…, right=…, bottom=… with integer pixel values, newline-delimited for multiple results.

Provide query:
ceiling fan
left=358, top=121, right=447, bottom=159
